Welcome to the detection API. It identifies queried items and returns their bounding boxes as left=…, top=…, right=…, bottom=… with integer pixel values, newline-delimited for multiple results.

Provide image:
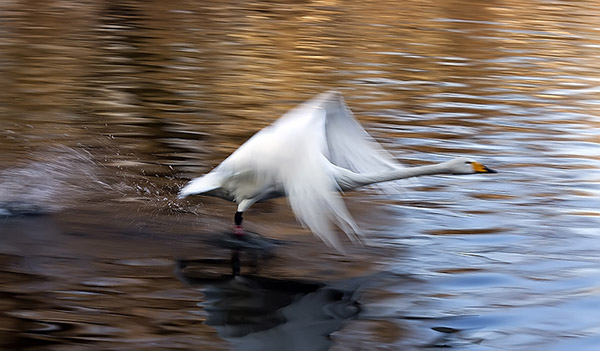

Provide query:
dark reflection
left=195, top=230, right=283, bottom=276
left=176, top=257, right=367, bottom=351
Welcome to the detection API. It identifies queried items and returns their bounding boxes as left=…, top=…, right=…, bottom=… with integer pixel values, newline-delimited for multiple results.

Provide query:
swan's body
left=179, top=91, right=495, bottom=249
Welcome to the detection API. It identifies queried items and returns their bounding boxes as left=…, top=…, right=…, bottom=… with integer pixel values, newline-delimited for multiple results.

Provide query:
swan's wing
left=285, top=154, right=362, bottom=251
left=275, top=91, right=405, bottom=193
left=277, top=109, right=363, bottom=250
left=223, top=90, right=400, bottom=175
left=221, top=104, right=362, bottom=250
left=323, top=92, right=399, bottom=170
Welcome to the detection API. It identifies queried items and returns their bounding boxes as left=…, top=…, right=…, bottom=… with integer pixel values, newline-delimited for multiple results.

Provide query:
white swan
left=179, top=91, right=496, bottom=249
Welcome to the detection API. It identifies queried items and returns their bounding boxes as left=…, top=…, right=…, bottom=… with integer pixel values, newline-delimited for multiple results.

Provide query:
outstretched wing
left=284, top=152, right=363, bottom=251
left=275, top=91, right=404, bottom=193
left=322, top=92, right=400, bottom=170
left=275, top=107, right=363, bottom=250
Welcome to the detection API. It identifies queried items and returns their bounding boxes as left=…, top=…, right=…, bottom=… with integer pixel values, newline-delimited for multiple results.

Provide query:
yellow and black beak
left=472, top=162, right=497, bottom=174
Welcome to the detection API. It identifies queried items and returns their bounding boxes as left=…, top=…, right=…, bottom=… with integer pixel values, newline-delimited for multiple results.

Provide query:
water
left=1, top=0, right=600, bottom=350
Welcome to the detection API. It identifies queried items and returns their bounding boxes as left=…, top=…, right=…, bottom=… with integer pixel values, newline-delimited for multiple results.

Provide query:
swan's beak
left=472, top=162, right=497, bottom=174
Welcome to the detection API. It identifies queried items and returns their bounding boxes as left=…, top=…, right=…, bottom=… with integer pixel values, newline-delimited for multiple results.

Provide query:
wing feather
left=274, top=91, right=405, bottom=193
left=278, top=109, right=363, bottom=250
left=321, top=91, right=405, bottom=193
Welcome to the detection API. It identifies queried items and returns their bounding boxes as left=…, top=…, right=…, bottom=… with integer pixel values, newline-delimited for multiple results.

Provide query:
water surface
left=1, top=0, right=600, bottom=350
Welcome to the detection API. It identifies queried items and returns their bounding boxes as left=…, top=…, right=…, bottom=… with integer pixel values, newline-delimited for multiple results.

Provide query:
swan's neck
left=335, top=163, right=450, bottom=190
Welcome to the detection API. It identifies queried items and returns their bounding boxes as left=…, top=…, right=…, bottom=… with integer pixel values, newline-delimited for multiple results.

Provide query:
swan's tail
left=178, top=172, right=222, bottom=199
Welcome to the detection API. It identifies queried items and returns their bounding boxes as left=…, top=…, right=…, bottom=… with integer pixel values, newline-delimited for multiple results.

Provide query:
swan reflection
left=177, top=258, right=370, bottom=351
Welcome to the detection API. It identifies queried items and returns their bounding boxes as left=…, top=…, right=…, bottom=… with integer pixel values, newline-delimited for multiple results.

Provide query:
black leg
left=234, top=211, right=245, bottom=236
left=234, top=211, right=243, bottom=226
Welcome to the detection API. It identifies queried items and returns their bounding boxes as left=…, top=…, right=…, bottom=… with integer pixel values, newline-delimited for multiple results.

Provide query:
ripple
left=81, top=277, right=148, bottom=288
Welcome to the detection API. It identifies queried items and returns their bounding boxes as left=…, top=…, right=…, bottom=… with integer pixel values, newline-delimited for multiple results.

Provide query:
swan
left=179, top=91, right=496, bottom=250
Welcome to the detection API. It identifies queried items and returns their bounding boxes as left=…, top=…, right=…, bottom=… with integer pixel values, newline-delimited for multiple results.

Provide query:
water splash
left=0, top=146, right=108, bottom=216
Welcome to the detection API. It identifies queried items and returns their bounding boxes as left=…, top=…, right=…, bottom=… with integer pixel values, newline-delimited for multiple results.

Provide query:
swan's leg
left=234, top=198, right=256, bottom=236
left=234, top=211, right=244, bottom=236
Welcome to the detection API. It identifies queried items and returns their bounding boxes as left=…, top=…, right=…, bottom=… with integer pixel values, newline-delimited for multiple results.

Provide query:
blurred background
left=1, top=0, right=600, bottom=350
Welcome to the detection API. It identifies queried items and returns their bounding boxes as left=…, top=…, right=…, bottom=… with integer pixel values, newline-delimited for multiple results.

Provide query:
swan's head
left=443, top=157, right=497, bottom=175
